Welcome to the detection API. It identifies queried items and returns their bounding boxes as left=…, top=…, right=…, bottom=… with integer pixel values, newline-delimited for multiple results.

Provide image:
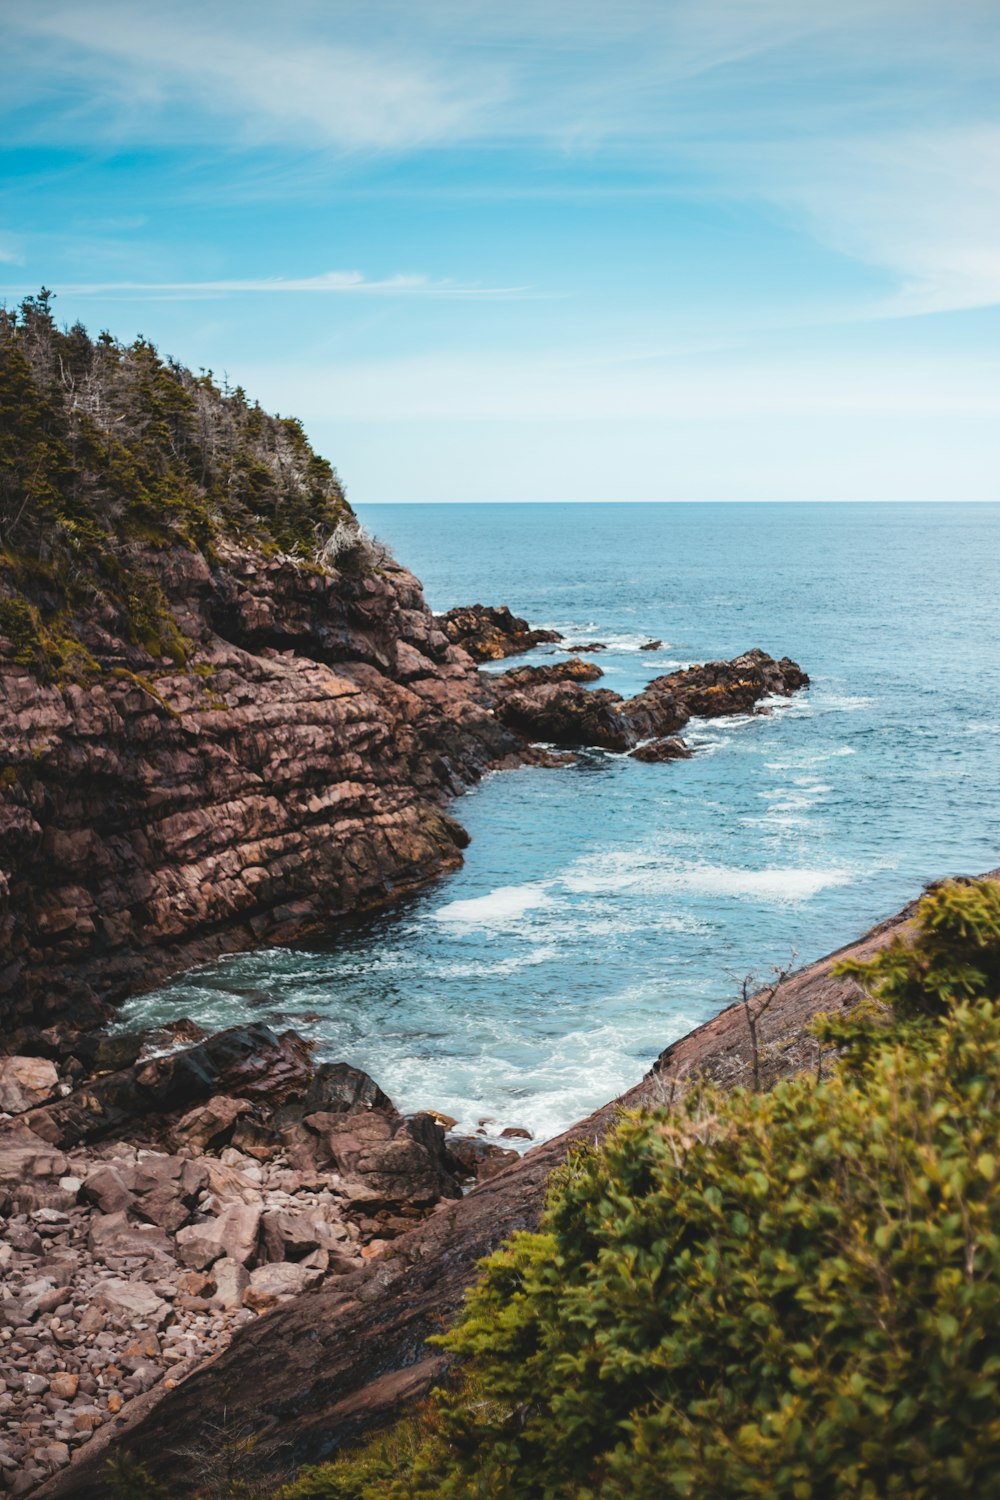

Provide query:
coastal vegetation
left=0, top=292, right=358, bottom=678
left=260, top=877, right=1000, bottom=1500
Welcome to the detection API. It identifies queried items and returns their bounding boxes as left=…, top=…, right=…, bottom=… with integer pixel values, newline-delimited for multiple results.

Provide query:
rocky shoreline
left=0, top=581, right=811, bottom=1493
left=29, top=878, right=963, bottom=1499
left=0, top=1020, right=519, bottom=1493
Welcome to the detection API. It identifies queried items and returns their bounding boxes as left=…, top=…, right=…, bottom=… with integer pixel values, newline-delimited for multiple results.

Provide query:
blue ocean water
left=125, top=503, right=1000, bottom=1144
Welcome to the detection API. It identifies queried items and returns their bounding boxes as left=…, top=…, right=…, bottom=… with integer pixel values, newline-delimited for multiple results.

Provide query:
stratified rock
left=435, top=604, right=562, bottom=661
left=494, top=658, right=603, bottom=689
left=648, top=648, right=809, bottom=719
left=494, top=683, right=636, bottom=752
left=629, top=737, right=693, bottom=763
left=0, top=1057, right=59, bottom=1114
left=23, top=1025, right=311, bottom=1148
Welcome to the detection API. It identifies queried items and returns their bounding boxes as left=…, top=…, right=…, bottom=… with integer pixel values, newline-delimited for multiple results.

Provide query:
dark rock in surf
left=630, top=737, right=693, bottom=763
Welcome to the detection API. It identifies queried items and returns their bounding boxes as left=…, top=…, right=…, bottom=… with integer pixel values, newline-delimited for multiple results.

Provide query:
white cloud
left=7, top=1, right=496, bottom=151
left=0, top=270, right=528, bottom=299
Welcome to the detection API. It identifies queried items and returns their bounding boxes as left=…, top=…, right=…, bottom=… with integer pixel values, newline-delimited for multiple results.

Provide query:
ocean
left=123, top=503, right=1000, bottom=1145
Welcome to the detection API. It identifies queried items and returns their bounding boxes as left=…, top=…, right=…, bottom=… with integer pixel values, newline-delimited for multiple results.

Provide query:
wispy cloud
left=0, top=271, right=530, bottom=300
left=6, top=1, right=496, bottom=152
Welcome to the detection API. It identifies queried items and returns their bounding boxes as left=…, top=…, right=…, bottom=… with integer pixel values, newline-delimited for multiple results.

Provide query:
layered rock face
left=0, top=546, right=516, bottom=1035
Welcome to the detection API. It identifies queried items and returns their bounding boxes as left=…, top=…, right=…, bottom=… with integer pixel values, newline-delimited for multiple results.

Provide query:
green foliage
left=103, top=1450, right=173, bottom=1499
left=831, top=876, right=1000, bottom=1021
left=275, top=1409, right=438, bottom=1499
left=283, top=879, right=1000, bottom=1500
left=0, top=290, right=352, bottom=677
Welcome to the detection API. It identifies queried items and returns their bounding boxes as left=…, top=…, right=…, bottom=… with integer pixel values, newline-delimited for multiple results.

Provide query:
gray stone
left=210, top=1257, right=250, bottom=1310
left=91, top=1279, right=171, bottom=1328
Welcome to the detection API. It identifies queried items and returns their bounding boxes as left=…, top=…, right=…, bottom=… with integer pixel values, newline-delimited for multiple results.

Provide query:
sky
left=2, top=0, right=999, bottom=502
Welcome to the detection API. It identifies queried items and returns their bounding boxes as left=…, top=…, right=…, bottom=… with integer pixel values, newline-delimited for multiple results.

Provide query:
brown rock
left=175, top=1203, right=261, bottom=1270
left=170, top=1096, right=254, bottom=1154
left=210, top=1257, right=251, bottom=1310
left=629, top=736, right=693, bottom=763
left=0, top=1057, right=59, bottom=1114
left=435, top=604, right=562, bottom=661
left=80, top=1165, right=135, bottom=1216
left=244, top=1261, right=322, bottom=1312
left=91, top=1279, right=171, bottom=1327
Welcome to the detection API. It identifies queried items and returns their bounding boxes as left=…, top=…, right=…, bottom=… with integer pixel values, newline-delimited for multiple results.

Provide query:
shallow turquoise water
left=125, top=503, right=1000, bottom=1143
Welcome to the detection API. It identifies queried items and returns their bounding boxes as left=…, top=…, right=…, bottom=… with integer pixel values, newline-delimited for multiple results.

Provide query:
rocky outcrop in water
left=489, top=647, right=808, bottom=754
left=36, top=877, right=967, bottom=1500
left=435, top=604, right=562, bottom=661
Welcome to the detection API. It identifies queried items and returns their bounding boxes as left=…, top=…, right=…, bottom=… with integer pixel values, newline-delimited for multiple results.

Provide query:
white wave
left=431, top=946, right=558, bottom=978
left=562, top=854, right=850, bottom=903
left=765, top=745, right=856, bottom=770
left=432, top=884, right=554, bottom=930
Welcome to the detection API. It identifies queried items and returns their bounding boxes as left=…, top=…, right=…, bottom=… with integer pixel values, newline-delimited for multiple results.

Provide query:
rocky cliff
left=0, top=297, right=515, bottom=1037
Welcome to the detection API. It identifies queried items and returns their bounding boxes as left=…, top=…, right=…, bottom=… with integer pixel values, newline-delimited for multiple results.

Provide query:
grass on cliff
left=259, top=878, right=1000, bottom=1500
left=0, top=289, right=365, bottom=679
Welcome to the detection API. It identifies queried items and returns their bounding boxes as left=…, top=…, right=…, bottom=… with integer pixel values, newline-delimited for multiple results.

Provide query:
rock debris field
left=0, top=1026, right=517, bottom=1494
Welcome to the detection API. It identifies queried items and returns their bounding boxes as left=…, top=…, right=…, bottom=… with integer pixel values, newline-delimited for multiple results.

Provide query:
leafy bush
left=283, top=879, right=1000, bottom=1499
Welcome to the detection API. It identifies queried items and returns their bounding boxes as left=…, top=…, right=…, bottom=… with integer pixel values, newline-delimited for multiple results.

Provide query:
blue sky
left=3, top=1, right=999, bottom=501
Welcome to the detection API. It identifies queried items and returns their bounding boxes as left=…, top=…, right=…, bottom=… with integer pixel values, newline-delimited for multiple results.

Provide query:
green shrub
left=285, top=880, right=1000, bottom=1500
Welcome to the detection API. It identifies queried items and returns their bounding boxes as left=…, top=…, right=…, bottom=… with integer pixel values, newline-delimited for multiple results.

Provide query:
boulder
left=91, top=1278, right=171, bottom=1328
left=244, top=1261, right=323, bottom=1312
left=80, top=1164, right=136, bottom=1216
left=629, top=736, right=693, bottom=763
left=0, top=1130, right=69, bottom=1185
left=210, top=1257, right=250, bottom=1311
left=170, top=1095, right=253, bottom=1154
left=87, top=1210, right=174, bottom=1263
left=353, top=1116, right=463, bottom=1208
left=174, top=1203, right=261, bottom=1270
left=639, top=639, right=662, bottom=651
left=446, top=1136, right=519, bottom=1183
left=0, top=1056, right=59, bottom=1114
